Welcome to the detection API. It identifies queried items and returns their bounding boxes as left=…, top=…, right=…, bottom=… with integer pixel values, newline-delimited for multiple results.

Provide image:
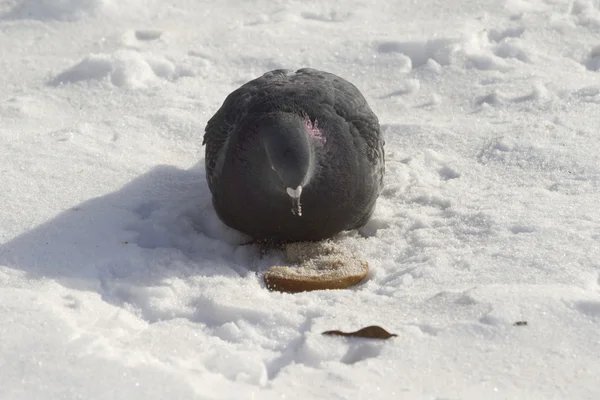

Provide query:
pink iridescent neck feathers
left=304, top=118, right=326, bottom=144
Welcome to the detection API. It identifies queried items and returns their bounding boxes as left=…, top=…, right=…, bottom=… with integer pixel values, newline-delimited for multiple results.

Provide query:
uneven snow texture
left=1, top=0, right=600, bottom=399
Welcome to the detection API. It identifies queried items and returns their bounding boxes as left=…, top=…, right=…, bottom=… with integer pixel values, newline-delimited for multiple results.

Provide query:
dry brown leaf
left=322, top=325, right=397, bottom=339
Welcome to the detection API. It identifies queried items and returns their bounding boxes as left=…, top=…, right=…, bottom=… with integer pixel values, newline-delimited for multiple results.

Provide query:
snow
left=1, top=0, right=599, bottom=398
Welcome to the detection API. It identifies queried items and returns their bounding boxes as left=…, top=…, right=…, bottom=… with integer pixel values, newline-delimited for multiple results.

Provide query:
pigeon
left=203, top=68, right=384, bottom=242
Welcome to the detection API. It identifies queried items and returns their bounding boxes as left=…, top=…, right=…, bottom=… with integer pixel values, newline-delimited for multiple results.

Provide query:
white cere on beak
left=286, top=186, right=303, bottom=216
left=286, top=186, right=302, bottom=199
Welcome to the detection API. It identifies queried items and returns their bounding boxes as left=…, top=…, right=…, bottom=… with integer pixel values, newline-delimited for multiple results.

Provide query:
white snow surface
left=1, top=0, right=600, bottom=398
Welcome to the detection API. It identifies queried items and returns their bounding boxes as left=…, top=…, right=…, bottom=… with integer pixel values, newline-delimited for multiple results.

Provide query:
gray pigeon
left=203, top=68, right=384, bottom=242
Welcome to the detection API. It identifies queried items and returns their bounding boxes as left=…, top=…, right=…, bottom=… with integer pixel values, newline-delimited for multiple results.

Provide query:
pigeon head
left=259, top=112, right=314, bottom=215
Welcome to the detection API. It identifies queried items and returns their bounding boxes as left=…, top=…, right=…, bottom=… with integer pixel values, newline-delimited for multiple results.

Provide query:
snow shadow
left=0, top=164, right=251, bottom=296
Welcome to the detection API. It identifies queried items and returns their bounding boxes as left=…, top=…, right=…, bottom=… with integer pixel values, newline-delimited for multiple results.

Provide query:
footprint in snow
left=134, top=29, right=162, bottom=41
left=300, top=10, right=352, bottom=23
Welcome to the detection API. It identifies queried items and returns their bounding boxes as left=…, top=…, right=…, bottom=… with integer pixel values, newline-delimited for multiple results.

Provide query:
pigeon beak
left=286, top=186, right=303, bottom=216
left=286, top=186, right=302, bottom=199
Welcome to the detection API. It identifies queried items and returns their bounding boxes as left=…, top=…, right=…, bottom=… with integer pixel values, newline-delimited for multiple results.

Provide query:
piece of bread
left=264, top=242, right=369, bottom=293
